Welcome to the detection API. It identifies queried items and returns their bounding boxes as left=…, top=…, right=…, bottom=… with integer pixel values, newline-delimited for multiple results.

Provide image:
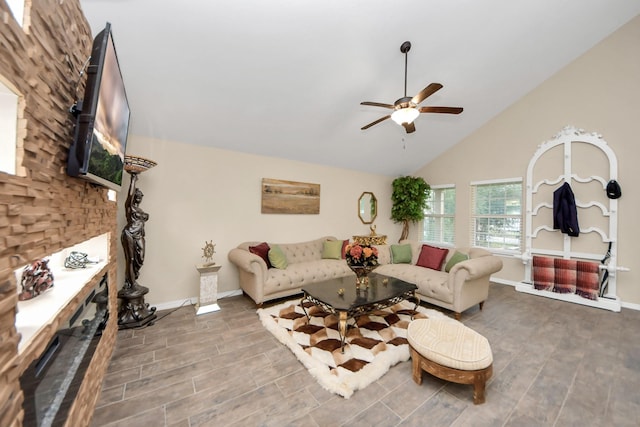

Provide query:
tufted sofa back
left=372, top=240, right=494, bottom=271
left=276, top=236, right=337, bottom=265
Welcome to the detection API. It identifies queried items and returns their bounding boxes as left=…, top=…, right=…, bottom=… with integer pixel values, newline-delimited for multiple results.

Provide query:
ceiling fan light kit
left=360, top=41, right=463, bottom=134
left=391, top=107, right=420, bottom=125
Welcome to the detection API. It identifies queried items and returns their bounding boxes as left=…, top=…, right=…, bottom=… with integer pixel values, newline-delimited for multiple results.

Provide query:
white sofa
left=228, top=237, right=503, bottom=318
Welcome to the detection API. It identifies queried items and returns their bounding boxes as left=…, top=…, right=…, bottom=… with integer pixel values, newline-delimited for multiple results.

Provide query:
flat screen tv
left=67, top=22, right=130, bottom=191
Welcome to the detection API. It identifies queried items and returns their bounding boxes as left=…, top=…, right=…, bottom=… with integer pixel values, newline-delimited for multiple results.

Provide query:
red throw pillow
left=341, top=239, right=349, bottom=259
left=416, top=244, right=449, bottom=271
left=249, top=242, right=272, bottom=268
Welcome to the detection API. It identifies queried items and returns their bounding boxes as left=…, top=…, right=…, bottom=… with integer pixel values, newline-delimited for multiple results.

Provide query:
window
left=471, top=179, right=522, bottom=252
left=7, top=0, right=32, bottom=31
left=7, top=0, right=25, bottom=28
left=422, top=185, right=456, bottom=245
left=0, top=79, right=20, bottom=175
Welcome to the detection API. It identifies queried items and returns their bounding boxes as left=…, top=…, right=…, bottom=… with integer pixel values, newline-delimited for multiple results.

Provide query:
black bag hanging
left=606, top=180, right=621, bottom=199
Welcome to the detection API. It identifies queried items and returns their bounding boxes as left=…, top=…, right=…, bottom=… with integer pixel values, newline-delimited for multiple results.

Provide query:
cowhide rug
left=257, top=298, right=452, bottom=398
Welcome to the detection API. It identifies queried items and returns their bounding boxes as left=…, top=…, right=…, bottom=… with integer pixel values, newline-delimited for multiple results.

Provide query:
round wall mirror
left=358, top=192, right=377, bottom=224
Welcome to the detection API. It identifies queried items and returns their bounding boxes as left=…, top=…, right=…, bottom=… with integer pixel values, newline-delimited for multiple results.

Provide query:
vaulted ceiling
left=79, top=1, right=640, bottom=176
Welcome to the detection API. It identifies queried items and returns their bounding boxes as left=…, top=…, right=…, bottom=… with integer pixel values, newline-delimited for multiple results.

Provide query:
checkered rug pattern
left=258, top=298, right=449, bottom=398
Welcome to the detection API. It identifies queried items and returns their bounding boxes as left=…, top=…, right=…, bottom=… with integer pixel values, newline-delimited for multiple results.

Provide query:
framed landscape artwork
left=261, top=178, right=320, bottom=214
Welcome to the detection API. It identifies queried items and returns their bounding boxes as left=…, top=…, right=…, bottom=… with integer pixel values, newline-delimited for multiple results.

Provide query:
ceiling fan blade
left=361, top=115, right=391, bottom=130
left=402, top=122, right=416, bottom=134
left=360, top=101, right=395, bottom=109
left=419, top=106, right=463, bottom=114
left=411, top=83, right=443, bottom=105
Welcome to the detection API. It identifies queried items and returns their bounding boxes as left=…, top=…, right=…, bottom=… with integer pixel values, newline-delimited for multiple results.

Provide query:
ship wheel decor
left=202, top=240, right=216, bottom=264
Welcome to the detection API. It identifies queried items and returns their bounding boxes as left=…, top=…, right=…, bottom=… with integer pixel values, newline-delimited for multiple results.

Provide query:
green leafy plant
left=391, top=176, right=431, bottom=241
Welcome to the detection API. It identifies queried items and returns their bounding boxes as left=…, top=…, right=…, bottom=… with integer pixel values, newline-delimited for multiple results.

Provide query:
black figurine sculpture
left=118, top=156, right=157, bottom=329
left=122, top=177, right=148, bottom=288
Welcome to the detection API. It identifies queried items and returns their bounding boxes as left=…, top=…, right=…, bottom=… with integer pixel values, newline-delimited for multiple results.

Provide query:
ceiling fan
left=360, top=41, right=463, bottom=134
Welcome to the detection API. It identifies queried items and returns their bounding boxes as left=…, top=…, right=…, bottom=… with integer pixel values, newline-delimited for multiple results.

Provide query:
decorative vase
left=349, top=265, right=377, bottom=290
left=19, top=259, right=54, bottom=301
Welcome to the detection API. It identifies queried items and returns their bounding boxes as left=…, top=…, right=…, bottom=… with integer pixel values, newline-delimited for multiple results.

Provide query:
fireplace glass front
left=20, top=274, right=108, bottom=426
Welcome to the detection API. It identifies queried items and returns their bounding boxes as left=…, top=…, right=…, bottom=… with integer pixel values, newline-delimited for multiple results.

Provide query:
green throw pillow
left=268, top=245, right=288, bottom=269
left=322, top=240, right=343, bottom=260
left=445, top=251, right=469, bottom=272
left=391, top=244, right=412, bottom=264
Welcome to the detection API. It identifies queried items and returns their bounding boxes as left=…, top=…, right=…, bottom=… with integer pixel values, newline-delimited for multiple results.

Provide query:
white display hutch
left=515, top=126, right=629, bottom=311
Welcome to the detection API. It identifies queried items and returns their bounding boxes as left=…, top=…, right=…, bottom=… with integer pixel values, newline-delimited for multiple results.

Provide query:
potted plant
left=391, top=176, right=431, bottom=241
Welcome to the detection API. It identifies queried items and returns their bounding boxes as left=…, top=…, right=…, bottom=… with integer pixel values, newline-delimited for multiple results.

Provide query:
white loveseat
left=228, top=237, right=503, bottom=318
left=375, top=240, right=503, bottom=319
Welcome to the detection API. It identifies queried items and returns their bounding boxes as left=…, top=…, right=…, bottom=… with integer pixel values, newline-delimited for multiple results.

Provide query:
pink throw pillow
left=416, top=244, right=449, bottom=271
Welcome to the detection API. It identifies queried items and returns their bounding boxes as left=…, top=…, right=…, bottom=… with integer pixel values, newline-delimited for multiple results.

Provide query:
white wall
left=116, top=15, right=640, bottom=308
left=117, top=138, right=399, bottom=306
left=415, top=15, right=640, bottom=306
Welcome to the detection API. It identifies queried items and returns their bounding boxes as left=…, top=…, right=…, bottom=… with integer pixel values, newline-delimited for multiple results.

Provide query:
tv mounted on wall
left=67, top=22, right=130, bottom=192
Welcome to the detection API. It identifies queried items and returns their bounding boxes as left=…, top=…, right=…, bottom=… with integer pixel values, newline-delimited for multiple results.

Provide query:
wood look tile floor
left=91, top=284, right=640, bottom=426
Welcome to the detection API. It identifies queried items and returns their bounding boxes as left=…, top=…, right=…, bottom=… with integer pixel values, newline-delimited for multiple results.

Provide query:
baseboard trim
left=492, top=278, right=639, bottom=312
left=220, top=289, right=244, bottom=298
left=153, top=297, right=197, bottom=311
left=621, top=300, right=640, bottom=311
left=491, top=278, right=517, bottom=287
left=151, top=285, right=640, bottom=313
left=152, top=289, right=245, bottom=311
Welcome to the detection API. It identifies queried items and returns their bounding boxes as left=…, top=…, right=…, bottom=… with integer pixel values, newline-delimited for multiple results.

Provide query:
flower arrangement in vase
left=345, top=243, right=379, bottom=288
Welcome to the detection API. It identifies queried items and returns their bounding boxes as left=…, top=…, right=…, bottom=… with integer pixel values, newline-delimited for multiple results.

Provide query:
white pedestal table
left=195, top=264, right=221, bottom=315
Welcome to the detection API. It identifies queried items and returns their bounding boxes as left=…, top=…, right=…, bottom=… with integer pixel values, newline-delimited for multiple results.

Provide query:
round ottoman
left=407, top=318, right=493, bottom=404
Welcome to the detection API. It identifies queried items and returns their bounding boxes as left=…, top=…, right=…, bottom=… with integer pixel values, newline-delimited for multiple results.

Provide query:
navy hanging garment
left=553, top=182, right=580, bottom=237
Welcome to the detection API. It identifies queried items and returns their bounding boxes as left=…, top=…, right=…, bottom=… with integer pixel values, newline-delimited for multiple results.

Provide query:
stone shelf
left=15, top=233, right=109, bottom=355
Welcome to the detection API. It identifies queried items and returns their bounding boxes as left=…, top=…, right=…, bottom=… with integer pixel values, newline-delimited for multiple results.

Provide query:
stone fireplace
left=0, top=2, right=120, bottom=426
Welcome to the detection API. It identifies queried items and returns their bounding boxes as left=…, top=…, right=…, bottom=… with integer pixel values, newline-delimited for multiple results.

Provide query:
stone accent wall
left=0, top=1, right=119, bottom=426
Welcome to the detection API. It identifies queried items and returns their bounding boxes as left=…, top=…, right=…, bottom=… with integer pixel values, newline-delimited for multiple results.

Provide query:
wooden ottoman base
left=410, top=345, right=493, bottom=404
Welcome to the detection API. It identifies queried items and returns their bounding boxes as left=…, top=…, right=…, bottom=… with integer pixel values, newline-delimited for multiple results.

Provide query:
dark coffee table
left=301, top=273, right=419, bottom=352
